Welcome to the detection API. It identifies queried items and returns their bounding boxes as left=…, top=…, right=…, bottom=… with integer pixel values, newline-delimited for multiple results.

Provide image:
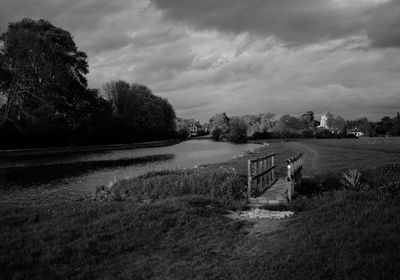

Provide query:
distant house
left=352, top=131, right=364, bottom=137
left=347, top=128, right=364, bottom=137
left=189, top=123, right=199, bottom=136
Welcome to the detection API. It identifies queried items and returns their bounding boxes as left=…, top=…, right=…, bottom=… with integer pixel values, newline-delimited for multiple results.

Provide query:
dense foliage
left=102, top=81, right=176, bottom=142
left=0, top=19, right=176, bottom=149
left=209, top=110, right=400, bottom=143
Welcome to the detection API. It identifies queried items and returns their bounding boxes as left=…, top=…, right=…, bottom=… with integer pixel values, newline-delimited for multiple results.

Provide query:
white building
left=318, top=114, right=329, bottom=129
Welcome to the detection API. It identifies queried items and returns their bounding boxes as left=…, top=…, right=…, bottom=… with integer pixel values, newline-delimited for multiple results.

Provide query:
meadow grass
left=305, top=137, right=400, bottom=154
left=236, top=189, right=400, bottom=279
left=0, top=196, right=249, bottom=279
left=1, top=139, right=400, bottom=279
left=286, top=138, right=400, bottom=176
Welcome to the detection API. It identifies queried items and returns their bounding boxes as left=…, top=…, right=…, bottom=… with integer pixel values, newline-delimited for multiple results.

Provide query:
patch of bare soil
left=225, top=210, right=293, bottom=235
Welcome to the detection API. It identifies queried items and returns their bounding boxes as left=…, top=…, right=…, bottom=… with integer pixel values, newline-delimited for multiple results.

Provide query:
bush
left=296, top=174, right=342, bottom=196
left=315, top=128, right=333, bottom=139
left=271, top=130, right=299, bottom=139
left=340, top=169, right=365, bottom=191
left=299, top=129, right=314, bottom=138
left=225, top=118, right=247, bottom=143
left=211, top=127, right=223, bottom=141
left=249, top=131, right=273, bottom=140
left=175, top=128, right=189, bottom=140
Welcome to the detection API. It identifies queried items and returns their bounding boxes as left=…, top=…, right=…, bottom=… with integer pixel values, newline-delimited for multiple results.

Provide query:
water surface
left=0, top=140, right=259, bottom=205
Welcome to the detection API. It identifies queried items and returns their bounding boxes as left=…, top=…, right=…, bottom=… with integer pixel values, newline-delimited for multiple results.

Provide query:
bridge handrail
left=286, top=152, right=303, bottom=201
left=247, top=153, right=277, bottom=200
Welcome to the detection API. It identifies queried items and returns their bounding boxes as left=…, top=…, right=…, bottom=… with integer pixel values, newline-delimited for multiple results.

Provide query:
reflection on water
left=0, top=140, right=260, bottom=205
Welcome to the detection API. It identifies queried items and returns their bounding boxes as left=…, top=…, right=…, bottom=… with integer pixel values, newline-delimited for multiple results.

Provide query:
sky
left=1, top=0, right=399, bottom=122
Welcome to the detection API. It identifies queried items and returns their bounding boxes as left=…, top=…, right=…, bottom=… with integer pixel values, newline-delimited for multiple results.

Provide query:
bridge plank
left=249, top=177, right=289, bottom=206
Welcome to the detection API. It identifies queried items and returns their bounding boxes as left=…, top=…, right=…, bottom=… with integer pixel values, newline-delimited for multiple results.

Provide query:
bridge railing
left=286, top=153, right=303, bottom=201
left=247, top=153, right=277, bottom=201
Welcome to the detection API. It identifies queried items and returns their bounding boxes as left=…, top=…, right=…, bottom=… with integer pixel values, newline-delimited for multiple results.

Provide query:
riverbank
left=1, top=140, right=400, bottom=279
left=0, top=139, right=181, bottom=158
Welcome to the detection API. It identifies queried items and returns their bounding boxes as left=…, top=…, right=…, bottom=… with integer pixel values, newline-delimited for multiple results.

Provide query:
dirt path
left=286, top=141, right=320, bottom=176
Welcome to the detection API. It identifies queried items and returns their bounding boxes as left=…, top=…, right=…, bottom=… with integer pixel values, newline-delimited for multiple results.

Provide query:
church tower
left=319, top=114, right=329, bottom=129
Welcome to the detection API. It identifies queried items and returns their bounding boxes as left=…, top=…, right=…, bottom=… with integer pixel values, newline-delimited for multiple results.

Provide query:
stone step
left=248, top=201, right=287, bottom=208
left=249, top=199, right=287, bottom=206
left=250, top=196, right=287, bottom=203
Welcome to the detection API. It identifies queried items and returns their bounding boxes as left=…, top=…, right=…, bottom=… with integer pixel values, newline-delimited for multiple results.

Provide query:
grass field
left=1, top=138, right=400, bottom=279
left=277, top=137, right=400, bottom=176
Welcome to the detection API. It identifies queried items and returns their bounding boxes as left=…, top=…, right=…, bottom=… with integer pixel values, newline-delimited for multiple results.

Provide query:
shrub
left=211, top=127, right=223, bottom=141
left=340, top=169, right=366, bottom=191
left=315, top=128, right=333, bottom=139
left=225, top=118, right=248, bottom=143
left=299, top=129, right=314, bottom=138
left=296, top=174, right=342, bottom=196
left=249, top=131, right=273, bottom=140
left=175, top=128, right=189, bottom=139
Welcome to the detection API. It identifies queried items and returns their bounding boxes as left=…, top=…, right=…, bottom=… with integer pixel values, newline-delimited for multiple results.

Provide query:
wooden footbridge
left=247, top=153, right=303, bottom=207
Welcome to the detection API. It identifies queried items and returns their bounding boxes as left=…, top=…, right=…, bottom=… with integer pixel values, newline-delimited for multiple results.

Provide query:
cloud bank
left=150, top=0, right=400, bottom=48
left=1, top=0, right=399, bottom=121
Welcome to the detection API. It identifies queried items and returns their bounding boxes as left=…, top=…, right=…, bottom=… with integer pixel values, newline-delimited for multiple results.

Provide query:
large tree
left=0, top=19, right=89, bottom=131
left=102, top=80, right=132, bottom=117
left=276, top=114, right=304, bottom=132
left=301, top=111, right=316, bottom=129
left=102, top=81, right=176, bottom=141
left=226, top=118, right=248, bottom=143
left=209, top=113, right=230, bottom=136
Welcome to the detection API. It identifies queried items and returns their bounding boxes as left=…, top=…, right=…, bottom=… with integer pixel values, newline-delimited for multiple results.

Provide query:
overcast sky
left=1, top=0, right=399, bottom=122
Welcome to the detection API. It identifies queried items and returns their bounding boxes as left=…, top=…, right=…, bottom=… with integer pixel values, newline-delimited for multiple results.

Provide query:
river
left=0, top=139, right=260, bottom=206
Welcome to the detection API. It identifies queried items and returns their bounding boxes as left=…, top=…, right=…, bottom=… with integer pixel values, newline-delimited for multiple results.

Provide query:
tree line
left=209, top=111, right=400, bottom=143
left=0, top=19, right=176, bottom=149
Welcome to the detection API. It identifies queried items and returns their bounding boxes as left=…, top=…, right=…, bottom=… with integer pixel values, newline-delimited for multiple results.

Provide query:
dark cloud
left=0, top=0, right=132, bottom=30
left=150, top=0, right=400, bottom=48
left=365, top=1, right=400, bottom=48
left=0, top=0, right=139, bottom=54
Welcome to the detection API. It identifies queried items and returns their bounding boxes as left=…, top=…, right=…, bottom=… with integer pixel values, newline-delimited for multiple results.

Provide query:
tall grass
left=111, top=166, right=248, bottom=208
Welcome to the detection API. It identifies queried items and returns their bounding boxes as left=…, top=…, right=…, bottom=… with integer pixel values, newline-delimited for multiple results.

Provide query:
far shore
left=0, top=139, right=182, bottom=158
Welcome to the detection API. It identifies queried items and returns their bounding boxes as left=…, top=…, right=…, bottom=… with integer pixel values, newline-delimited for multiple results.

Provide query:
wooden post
left=247, top=160, right=252, bottom=201
left=287, top=160, right=293, bottom=202
left=260, top=160, right=264, bottom=190
left=271, top=155, right=275, bottom=182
